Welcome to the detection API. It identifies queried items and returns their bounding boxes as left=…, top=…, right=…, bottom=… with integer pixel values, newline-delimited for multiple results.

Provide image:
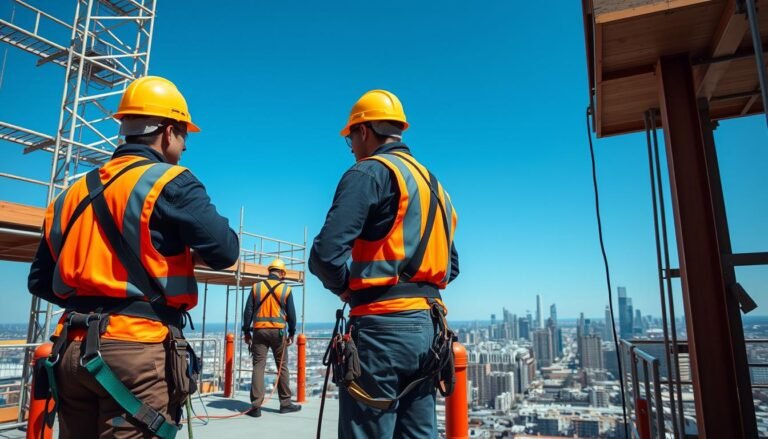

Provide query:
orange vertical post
left=296, top=334, right=306, bottom=403
left=27, top=343, right=53, bottom=439
left=636, top=398, right=651, bottom=439
left=224, top=333, right=234, bottom=398
left=446, top=341, right=468, bottom=439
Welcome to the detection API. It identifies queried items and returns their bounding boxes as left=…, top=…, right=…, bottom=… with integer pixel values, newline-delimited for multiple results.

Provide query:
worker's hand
left=287, top=335, right=294, bottom=346
left=243, top=333, right=251, bottom=345
left=339, top=289, right=352, bottom=303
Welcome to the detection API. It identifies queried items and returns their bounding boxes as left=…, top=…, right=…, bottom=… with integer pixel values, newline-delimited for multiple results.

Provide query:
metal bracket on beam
left=732, top=283, right=758, bottom=314
left=664, top=268, right=681, bottom=279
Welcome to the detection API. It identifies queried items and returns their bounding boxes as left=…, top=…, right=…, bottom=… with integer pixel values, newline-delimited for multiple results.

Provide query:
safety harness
left=38, top=164, right=200, bottom=439
left=315, top=152, right=457, bottom=437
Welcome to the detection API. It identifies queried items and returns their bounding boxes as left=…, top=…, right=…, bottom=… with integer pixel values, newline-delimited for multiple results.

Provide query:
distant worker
left=241, top=258, right=302, bottom=417
left=310, top=89, right=460, bottom=438
left=28, top=76, right=239, bottom=438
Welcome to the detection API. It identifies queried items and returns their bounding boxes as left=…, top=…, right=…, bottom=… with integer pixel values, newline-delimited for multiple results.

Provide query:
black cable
left=586, top=106, right=630, bottom=439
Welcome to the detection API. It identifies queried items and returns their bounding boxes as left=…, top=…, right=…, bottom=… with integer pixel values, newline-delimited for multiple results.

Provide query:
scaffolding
left=0, top=0, right=308, bottom=427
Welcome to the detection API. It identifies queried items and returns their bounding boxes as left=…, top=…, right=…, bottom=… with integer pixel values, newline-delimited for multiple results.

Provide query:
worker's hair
left=125, top=119, right=183, bottom=145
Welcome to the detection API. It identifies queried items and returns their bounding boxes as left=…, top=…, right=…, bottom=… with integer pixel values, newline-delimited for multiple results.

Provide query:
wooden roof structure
left=583, top=0, right=767, bottom=137
left=0, top=201, right=304, bottom=285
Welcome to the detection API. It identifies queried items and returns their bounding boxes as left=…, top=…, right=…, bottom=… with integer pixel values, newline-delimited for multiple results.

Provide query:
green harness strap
left=83, top=354, right=179, bottom=439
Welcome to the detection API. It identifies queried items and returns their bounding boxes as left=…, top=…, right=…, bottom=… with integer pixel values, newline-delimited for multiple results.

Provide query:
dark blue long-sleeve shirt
left=309, top=142, right=459, bottom=296
left=241, top=273, right=297, bottom=337
left=28, top=143, right=240, bottom=306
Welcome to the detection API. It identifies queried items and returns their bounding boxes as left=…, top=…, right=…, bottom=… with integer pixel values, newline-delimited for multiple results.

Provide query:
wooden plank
left=596, top=22, right=605, bottom=137
left=595, top=0, right=714, bottom=24
left=695, top=0, right=749, bottom=99
left=0, top=201, right=44, bottom=230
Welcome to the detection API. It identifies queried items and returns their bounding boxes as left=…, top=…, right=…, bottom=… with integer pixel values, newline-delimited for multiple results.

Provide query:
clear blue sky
left=0, top=1, right=765, bottom=326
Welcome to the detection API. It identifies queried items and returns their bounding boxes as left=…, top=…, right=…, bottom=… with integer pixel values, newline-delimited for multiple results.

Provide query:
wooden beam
left=595, top=22, right=604, bottom=137
left=696, top=0, right=749, bottom=99
left=595, top=0, right=712, bottom=24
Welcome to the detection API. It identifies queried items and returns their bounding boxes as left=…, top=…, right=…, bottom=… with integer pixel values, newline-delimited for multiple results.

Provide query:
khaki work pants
left=249, top=328, right=292, bottom=408
left=55, top=339, right=182, bottom=438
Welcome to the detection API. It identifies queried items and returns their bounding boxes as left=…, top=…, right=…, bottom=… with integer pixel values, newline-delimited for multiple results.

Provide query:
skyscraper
left=618, top=286, right=634, bottom=340
left=549, top=303, right=557, bottom=326
left=519, top=318, right=530, bottom=341
left=536, top=294, right=543, bottom=329
left=634, top=309, right=644, bottom=336
left=579, top=334, right=604, bottom=370
left=603, top=305, right=615, bottom=342
left=533, top=329, right=554, bottom=368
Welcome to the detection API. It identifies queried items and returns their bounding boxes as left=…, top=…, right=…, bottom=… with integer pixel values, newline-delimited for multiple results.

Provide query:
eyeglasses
left=345, top=124, right=366, bottom=147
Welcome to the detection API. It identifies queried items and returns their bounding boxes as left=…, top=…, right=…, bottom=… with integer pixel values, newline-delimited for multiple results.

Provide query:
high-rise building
left=467, top=363, right=491, bottom=407
left=618, top=286, right=634, bottom=340
left=494, top=391, right=514, bottom=412
left=488, top=371, right=515, bottom=406
left=550, top=303, right=557, bottom=326
left=589, top=387, right=610, bottom=407
left=533, top=329, right=554, bottom=368
left=579, top=334, right=604, bottom=370
left=519, top=318, right=530, bottom=341
left=511, top=314, right=519, bottom=340
left=603, top=345, right=620, bottom=377
left=603, top=305, right=615, bottom=342
left=515, top=349, right=535, bottom=395
left=536, top=294, right=543, bottom=329
left=546, top=317, right=563, bottom=357
left=634, top=308, right=644, bottom=336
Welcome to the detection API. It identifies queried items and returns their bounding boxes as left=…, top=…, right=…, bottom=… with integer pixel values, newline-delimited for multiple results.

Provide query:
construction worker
left=309, top=89, right=460, bottom=438
left=241, top=258, right=302, bottom=417
left=27, top=76, right=239, bottom=438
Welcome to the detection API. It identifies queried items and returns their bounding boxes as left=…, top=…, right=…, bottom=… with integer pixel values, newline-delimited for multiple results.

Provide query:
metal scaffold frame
left=0, top=0, right=158, bottom=425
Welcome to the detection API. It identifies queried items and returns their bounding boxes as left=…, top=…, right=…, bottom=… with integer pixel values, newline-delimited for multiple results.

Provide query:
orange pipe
left=224, top=333, right=234, bottom=398
left=27, top=343, right=53, bottom=439
left=296, top=334, right=306, bottom=403
left=446, top=341, right=468, bottom=439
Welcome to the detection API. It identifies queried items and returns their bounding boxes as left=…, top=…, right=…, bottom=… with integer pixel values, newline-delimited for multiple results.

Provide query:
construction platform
left=0, top=201, right=304, bottom=285
left=0, top=394, right=338, bottom=439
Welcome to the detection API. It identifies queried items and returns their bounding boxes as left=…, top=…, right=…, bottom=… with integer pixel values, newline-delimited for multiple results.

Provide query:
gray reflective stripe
left=49, top=188, right=70, bottom=256
left=381, top=154, right=422, bottom=265
left=254, top=317, right=286, bottom=323
left=441, top=185, right=455, bottom=284
left=52, top=263, right=75, bottom=297
left=279, top=284, right=288, bottom=304
left=350, top=259, right=400, bottom=280
left=157, top=276, right=197, bottom=297
left=122, top=163, right=173, bottom=258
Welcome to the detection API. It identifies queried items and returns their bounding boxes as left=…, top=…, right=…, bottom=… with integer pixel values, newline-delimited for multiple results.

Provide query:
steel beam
left=656, top=54, right=757, bottom=439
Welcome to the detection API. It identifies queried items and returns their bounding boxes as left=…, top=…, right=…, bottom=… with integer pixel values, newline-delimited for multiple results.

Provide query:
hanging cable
left=585, top=106, right=629, bottom=439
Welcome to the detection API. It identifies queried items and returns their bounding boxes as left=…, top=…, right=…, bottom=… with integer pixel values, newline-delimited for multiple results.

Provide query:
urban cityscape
left=2, top=288, right=768, bottom=438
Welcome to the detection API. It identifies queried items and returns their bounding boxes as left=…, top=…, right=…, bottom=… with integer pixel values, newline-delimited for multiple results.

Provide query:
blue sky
left=0, top=1, right=765, bottom=326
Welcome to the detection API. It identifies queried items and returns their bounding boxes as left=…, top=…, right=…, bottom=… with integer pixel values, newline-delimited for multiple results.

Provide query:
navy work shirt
left=28, top=143, right=240, bottom=306
left=309, top=142, right=460, bottom=296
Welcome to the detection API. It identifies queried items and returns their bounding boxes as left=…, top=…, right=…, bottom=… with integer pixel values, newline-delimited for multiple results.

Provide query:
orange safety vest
left=349, top=152, right=457, bottom=316
left=250, top=279, right=291, bottom=330
left=45, top=155, right=197, bottom=342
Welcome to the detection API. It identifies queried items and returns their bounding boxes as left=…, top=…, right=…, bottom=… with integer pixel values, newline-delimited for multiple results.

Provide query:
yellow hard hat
left=268, top=259, right=286, bottom=273
left=114, top=76, right=201, bottom=132
left=340, top=89, right=409, bottom=136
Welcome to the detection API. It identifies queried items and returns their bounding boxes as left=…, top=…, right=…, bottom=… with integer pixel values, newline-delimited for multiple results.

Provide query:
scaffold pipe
left=224, top=333, right=234, bottom=398
left=296, top=334, right=306, bottom=403
left=446, top=341, right=468, bottom=439
left=27, top=343, right=53, bottom=439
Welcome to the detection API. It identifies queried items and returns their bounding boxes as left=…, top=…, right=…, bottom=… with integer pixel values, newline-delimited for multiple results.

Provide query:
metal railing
left=621, top=338, right=768, bottom=438
left=186, top=337, right=223, bottom=396
left=0, top=342, right=42, bottom=431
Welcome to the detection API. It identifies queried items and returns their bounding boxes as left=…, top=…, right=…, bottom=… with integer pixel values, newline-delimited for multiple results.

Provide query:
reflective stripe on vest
left=43, top=155, right=197, bottom=310
left=349, top=152, right=457, bottom=291
left=252, top=280, right=290, bottom=329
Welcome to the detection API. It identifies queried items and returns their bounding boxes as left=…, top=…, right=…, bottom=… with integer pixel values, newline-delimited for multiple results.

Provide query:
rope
left=586, top=106, right=629, bottom=439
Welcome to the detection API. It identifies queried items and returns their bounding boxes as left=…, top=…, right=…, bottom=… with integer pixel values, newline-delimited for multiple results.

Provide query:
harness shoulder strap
left=390, top=152, right=451, bottom=282
left=85, top=166, right=167, bottom=305
left=255, top=280, right=286, bottom=314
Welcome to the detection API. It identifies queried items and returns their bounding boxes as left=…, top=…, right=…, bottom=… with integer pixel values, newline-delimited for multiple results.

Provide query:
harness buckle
left=79, top=350, right=102, bottom=367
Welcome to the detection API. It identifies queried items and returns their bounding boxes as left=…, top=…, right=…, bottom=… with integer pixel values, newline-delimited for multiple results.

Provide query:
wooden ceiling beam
left=695, top=0, right=749, bottom=99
